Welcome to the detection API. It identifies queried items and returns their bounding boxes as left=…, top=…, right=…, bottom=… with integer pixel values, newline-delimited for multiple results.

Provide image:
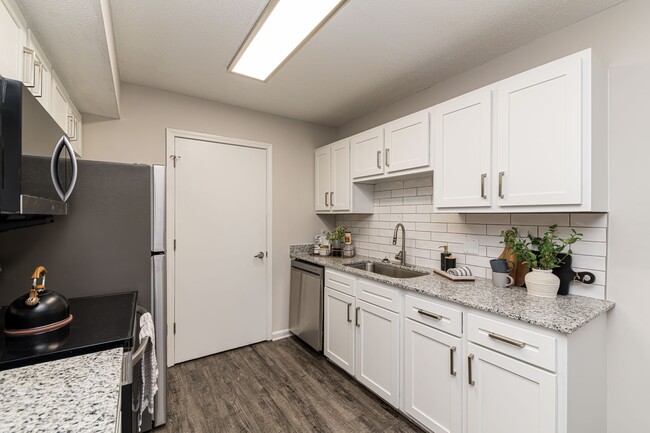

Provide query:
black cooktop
left=0, top=291, right=137, bottom=371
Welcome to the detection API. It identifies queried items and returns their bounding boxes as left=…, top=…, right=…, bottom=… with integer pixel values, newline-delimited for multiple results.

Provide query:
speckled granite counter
left=0, top=348, right=123, bottom=433
left=291, top=252, right=614, bottom=334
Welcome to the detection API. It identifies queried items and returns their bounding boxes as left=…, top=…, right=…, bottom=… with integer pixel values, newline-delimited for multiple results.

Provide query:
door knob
left=254, top=252, right=265, bottom=259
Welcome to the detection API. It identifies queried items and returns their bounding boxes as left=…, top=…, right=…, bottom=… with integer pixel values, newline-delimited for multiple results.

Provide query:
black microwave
left=0, top=77, right=77, bottom=227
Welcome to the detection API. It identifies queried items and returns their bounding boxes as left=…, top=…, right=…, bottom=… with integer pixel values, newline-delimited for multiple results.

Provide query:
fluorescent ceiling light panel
left=229, top=0, right=346, bottom=81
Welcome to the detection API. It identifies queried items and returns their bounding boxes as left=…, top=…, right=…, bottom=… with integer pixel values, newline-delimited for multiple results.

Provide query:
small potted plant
left=509, top=225, right=582, bottom=298
left=326, top=226, right=347, bottom=250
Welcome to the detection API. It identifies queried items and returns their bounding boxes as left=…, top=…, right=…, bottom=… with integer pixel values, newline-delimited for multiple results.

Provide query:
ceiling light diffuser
left=229, top=0, right=347, bottom=81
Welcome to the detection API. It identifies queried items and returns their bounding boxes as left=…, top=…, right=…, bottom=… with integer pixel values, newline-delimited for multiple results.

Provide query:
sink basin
left=345, top=262, right=429, bottom=279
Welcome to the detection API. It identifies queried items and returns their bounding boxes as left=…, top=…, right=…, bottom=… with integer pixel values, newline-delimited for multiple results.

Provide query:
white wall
left=336, top=175, right=608, bottom=299
left=83, top=83, right=336, bottom=334
left=336, top=1, right=650, bottom=431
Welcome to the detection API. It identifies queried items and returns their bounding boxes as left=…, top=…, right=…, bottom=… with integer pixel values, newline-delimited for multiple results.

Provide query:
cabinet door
left=324, top=288, right=355, bottom=375
left=434, top=89, right=492, bottom=208
left=330, top=140, right=350, bottom=211
left=355, top=299, right=399, bottom=407
left=404, top=319, right=462, bottom=433
left=466, top=342, right=556, bottom=433
left=51, top=73, right=70, bottom=132
left=27, top=31, right=52, bottom=111
left=351, top=127, right=384, bottom=179
left=496, top=54, right=582, bottom=207
left=0, top=2, right=23, bottom=80
left=315, top=146, right=331, bottom=212
left=384, top=111, right=429, bottom=173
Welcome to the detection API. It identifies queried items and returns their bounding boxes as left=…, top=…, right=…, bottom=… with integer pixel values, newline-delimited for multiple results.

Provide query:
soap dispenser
left=440, top=245, right=452, bottom=271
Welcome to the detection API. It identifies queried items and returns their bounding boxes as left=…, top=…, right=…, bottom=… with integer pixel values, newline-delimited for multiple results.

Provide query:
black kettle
left=4, top=266, right=73, bottom=336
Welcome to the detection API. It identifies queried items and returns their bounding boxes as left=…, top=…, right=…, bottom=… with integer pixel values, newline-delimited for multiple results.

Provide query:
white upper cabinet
left=315, top=140, right=373, bottom=214
left=351, top=127, right=384, bottom=179
left=0, top=0, right=25, bottom=80
left=51, top=71, right=70, bottom=133
left=351, top=111, right=432, bottom=182
left=433, top=49, right=607, bottom=213
left=496, top=54, right=582, bottom=207
left=25, top=30, right=52, bottom=111
left=330, top=140, right=351, bottom=211
left=434, top=88, right=492, bottom=209
left=384, top=110, right=430, bottom=174
left=315, top=146, right=331, bottom=212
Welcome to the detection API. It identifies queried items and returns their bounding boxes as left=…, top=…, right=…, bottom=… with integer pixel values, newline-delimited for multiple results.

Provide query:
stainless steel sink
left=345, top=262, right=429, bottom=279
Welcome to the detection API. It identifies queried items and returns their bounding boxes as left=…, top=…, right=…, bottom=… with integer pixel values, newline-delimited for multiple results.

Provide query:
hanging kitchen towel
left=132, top=312, right=159, bottom=428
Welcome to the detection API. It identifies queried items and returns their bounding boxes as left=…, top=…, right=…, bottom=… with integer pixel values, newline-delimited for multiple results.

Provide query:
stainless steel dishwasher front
left=289, top=259, right=324, bottom=351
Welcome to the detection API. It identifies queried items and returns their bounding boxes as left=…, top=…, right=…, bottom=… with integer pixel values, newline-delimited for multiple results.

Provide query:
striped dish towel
left=133, top=312, right=159, bottom=428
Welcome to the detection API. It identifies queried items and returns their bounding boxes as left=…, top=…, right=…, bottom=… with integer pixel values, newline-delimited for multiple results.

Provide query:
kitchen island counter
left=0, top=347, right=123, bottom=433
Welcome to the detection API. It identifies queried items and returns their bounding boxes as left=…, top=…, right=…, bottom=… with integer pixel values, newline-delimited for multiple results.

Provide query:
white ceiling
left=20, top=0, right=626, bottom=127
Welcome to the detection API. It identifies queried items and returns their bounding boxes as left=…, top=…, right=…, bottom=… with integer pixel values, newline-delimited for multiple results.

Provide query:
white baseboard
left=271, top=329, right=293, bottom=341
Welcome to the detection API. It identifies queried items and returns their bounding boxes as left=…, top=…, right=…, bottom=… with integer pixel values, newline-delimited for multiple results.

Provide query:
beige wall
left=337, top=1, right=650, bottom=431
left=83, top=83, right=336, bottom=334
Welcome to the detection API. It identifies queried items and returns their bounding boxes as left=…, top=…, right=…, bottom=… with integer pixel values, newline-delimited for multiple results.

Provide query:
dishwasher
left=289, top=260, right=324, bottom=351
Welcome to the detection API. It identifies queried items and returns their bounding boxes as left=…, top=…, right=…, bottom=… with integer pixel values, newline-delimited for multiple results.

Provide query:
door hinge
left=173, top=323, right=176, bottom=334
left=170, top=154, right=181, bottom=167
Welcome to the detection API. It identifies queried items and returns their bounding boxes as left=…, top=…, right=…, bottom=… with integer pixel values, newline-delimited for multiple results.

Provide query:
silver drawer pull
left=449, top=346, right=457, bottom=377
left=417, top=309, right=442, bottom=321
left=355, top=307, right=360, bottom=327
left=376, top=150, right=381, bottom=168
left=347, top=303, right=352, bottom=323
left=480, top=173, right=487, bottom=199
left=498, top=171, right=505, bottom=199
left=488, top=332, right=526, bottom=348
left=468, top=354, right=475, bottom=386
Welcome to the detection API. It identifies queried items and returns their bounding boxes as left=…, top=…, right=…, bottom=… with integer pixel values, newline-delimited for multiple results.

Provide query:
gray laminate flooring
left=154, top=337, right=424, bottom=433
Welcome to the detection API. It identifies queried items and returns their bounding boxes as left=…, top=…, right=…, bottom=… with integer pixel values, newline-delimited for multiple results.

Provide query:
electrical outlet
left=464, top=236, right=480, bottom=255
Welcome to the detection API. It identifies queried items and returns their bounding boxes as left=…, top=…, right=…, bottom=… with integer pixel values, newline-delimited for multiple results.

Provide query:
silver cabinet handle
left=468, top=354, right=475, bottom=386
left=355, top=307, right=360, bottom=327
left=450, top=346, right=457, bottom=376
left=488, top=332, right=526, bottom=348
left=417, top=308, right=442, bottom=321
left=347, top=303, right=352, bottom=323
left=254, top=251, right=264, bottom=259
left=480, top=173, right=487, bottom=199
left=325, top=192, right=329, bottom=207
left=498, top=171, right=505, bottom=199
left=376, top=150, right=381, bottom=168
left=330, top=191, right=334, bottom=207
left=385, top=148, right=390, bottom=167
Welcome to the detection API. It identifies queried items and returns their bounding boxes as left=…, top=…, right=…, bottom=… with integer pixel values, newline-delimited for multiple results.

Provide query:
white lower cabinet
left=355, top=299, right=400, bottom=408
left=323, top=270, right=607, bottom=433
left=466, top=342, right=556, bottom=433
left=404, top=319, right=462, bottom=433
left=324, top=287, right=355, bottom=375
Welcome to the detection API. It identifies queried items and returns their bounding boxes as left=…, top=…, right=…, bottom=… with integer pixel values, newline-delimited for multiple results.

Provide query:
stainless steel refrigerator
left=0, top=160, right=167, bottom=431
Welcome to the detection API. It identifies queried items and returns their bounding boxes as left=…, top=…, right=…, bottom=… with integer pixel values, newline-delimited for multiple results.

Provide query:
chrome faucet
left=392, top=223, right=406, bottom=266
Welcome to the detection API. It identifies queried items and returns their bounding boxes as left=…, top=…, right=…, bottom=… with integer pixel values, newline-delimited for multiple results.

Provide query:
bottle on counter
left=344, top=231, right=352, bottom=245
left=440, top=245, right=452, bottom=271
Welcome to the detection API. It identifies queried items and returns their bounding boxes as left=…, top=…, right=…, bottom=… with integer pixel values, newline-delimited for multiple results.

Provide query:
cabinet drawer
left=467, top=313, right=557, bottom=372
left=404, top=295, right=463, bottom=337
left=356, top=278, right=401, bottom=313
left=325, top=269, right=356, bottom=296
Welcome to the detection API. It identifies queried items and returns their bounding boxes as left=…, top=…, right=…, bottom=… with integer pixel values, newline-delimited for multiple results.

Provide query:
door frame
left=165, top=128, right=273, bottom=367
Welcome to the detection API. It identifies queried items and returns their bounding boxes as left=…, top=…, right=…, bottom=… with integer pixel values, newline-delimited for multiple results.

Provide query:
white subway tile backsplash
left=392, top=188, right=418, bottom=198
left=403, top=195, right=432, bottom=205
left=430, top=213, right=466, bottom=223
left=511, top=213, right=571, bottom=226
left=448, top=224, right=487, bottom=235
left=336, top=185, right=608, bottom=300
left=404, top=176, right=433, bottom=188
left=466, top=214, right=511, bottom=225
left=570, top=213, right=608, bottom=228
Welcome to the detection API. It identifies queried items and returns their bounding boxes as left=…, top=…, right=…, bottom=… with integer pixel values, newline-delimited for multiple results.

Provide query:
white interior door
left=173, top=136, right=268, bottom=363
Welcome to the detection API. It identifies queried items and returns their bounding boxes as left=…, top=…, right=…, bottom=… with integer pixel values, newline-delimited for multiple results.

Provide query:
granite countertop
left=291, top=251, right=615, bottom=334
left=0, top=348, right=123, bottom=433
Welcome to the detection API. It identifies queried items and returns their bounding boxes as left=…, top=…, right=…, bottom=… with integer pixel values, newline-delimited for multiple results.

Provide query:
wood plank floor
left=154, top=337, right=424, bottom=433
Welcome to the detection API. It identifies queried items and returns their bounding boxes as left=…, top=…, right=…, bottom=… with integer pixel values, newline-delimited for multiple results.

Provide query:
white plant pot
left=525, top=269, right=560, bottom=298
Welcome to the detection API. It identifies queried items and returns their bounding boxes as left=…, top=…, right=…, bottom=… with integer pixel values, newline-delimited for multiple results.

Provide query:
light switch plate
left=464, top=236, right=480, bottom=255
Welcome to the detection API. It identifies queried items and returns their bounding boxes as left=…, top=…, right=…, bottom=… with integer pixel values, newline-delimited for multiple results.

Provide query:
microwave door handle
left=51, top=135, right=78, bottom=202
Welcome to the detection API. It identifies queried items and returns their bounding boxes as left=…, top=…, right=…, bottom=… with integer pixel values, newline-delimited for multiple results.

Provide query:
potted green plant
left=508, top=225, right=582, bottom=298
left=326, top=226, right=347, bottom=250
